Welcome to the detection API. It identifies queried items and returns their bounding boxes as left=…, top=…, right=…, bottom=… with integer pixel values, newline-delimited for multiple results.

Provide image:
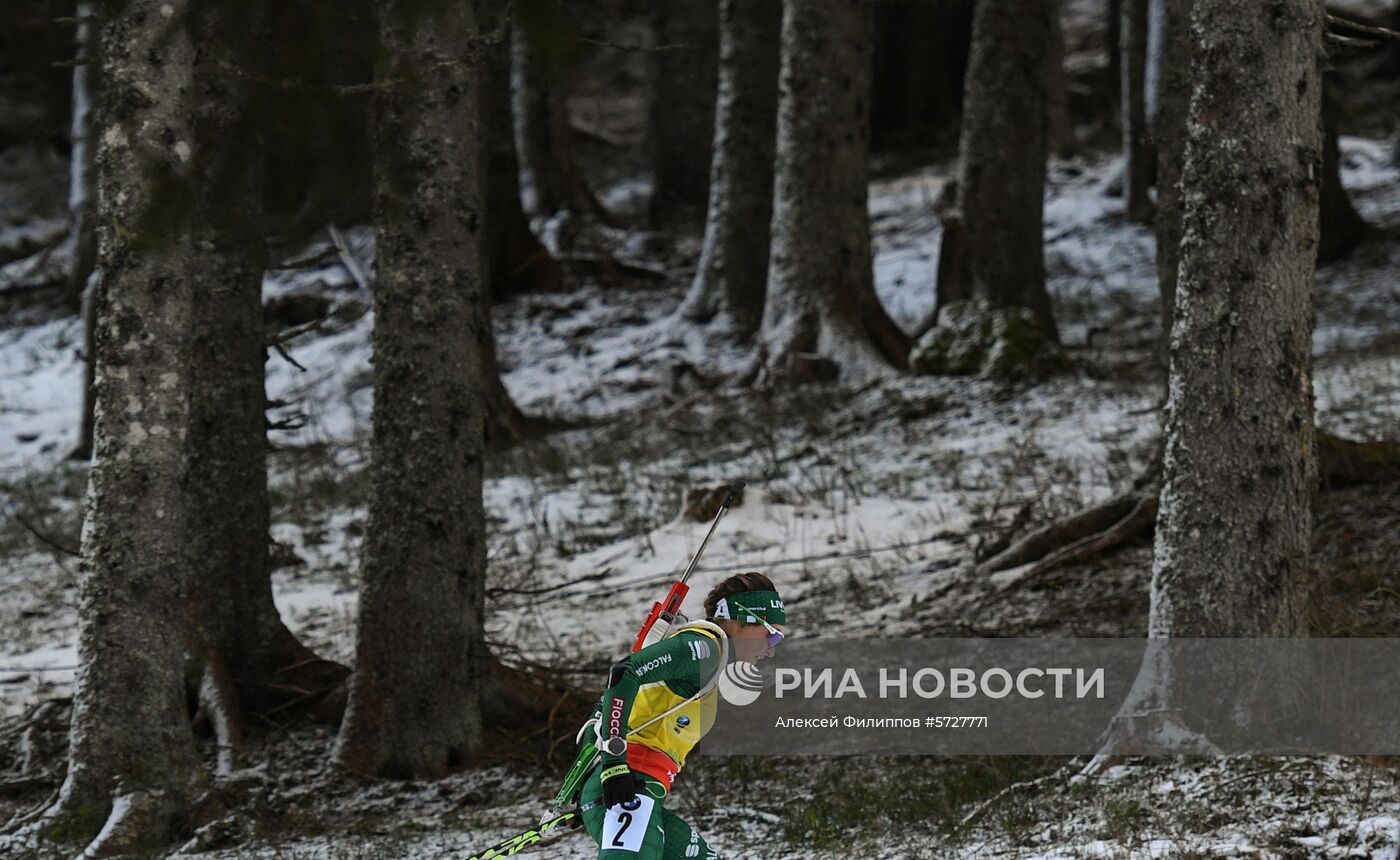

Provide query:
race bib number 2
left=602, top=795, right=656, bottom=853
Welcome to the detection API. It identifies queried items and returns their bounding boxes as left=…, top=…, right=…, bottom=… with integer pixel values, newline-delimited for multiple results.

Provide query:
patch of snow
left=0, top=315, right=84, bottom=477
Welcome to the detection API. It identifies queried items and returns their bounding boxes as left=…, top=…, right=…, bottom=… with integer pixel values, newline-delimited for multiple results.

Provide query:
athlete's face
left=733, top=621, right=786, bottom=664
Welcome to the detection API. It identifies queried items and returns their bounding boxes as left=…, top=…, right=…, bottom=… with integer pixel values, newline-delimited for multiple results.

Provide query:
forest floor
left=2, top=136, right=1399, bottom=858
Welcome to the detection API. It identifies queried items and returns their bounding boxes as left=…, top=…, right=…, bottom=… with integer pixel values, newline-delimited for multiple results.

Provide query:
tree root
left=978, top=453, right=1161, bottom=578
left=1079, top=710, right=1222, bottom=778
left=480, top=654, right=592, bottom=766
left=81, top=789, right=185, bottom=858
left=0, top=784, right=58, bottom=836
left=978, top=489, right=1153, bottom=576
left=978, top=431, right=1398, bottom=579
left=196, top=658, right=243, bottom=777
left=18, top=699, right=68, bottom=775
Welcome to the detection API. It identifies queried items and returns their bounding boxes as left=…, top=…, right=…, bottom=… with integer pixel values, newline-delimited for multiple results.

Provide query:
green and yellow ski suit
left=580, top=623, right=727, bottom=859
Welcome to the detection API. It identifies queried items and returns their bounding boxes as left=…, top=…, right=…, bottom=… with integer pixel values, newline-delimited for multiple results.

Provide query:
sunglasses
left=730, top=601, right=785, bottom=648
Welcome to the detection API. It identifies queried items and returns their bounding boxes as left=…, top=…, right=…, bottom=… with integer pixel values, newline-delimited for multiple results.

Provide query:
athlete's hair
left=703, top=572, right=775, bottom=620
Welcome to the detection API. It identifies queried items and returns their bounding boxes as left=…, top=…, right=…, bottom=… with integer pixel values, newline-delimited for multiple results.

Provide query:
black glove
left=601, top=765, right=638, bottom=808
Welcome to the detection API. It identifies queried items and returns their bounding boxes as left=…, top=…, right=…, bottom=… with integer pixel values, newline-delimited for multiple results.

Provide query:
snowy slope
left=2, top=142, right=1399, bottom=857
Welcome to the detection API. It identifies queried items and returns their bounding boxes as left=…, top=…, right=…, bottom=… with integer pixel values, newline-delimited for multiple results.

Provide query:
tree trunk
left=1121, top=0, right=1153, bottom=222
left=870, top=0, right=975, bottom=151
left=183, top=14, right=346, bottom=748
left=72, top=270, right=98, bottom=461
left=1151, top=0, right=1193, bottom=353
left=676, top=0, right=781, bottom=335
left=647, top=0, right=719, bottom=228
left=334, top=0, right=488, bottom=779
left=480, top=3, right=560, bottom=444
left=486, top=22, right=563, bottom=297
left=45, top=0, right=225, bottom=849
left=1151, top=0, right=1322, bottom=639
left=64, top=1, right=98, bottom=315
left=1088, top=0, right=1325, bottom=765
left=1106, top=0, right=1123, bottom=100
left=1317, top=84, right=1369, bottom=265
left=935, top=0, right=1058, bottom=340
left=69, top=1, right=98, bottom=462
left=510, top=7, right=605, bottom=225
left=749, top=0, right=908, bottom=383
left=1045, top=0, right=1077, bottom=159
left=262, top=0, right=376, bottom=240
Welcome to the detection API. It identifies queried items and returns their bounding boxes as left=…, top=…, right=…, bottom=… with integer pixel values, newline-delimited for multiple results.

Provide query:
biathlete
left=578, top=571, right=787, bottom=859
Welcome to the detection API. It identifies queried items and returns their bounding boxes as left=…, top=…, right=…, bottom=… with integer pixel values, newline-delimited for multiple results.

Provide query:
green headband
left=713, top=590, right=786, bottom=626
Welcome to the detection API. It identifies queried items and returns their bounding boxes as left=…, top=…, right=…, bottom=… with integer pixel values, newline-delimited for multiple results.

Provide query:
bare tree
left=64, top=2, right=98, bottom=316
left=934, top=0, right=1059, bottom=340
left=648, top=0, right=719, bottom=228
left=511, top=8, right=607, bottom=224
left=1106, top=0, right=1123, bottom=95
left=1149, top=0, right=1193, bottom=348
left=486, top=17, right=564, bottom=298
left=184, top=26, right=346, bottom=767
left=1155, top=0, right=1321, bottom=635
left=676, top=0, right=782, bottom=335
left=1045, top=0, right=1077, bottom=159
left=1121, top=0, right=1153, bottom=221
left=334, top=0, right=489, bottom=779
left=1090, top=0, right=1324, bottom=763
left=41, top=0, right=236, bottom=850
left=68, top=1, right=99, bottom=461
left=747, top=0, right=908, bottom=383
left=481, top=3, right=562, bottom=442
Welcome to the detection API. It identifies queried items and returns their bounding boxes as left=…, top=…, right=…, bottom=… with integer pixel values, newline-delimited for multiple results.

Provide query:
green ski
left=465, top=810, right=579, bottom=860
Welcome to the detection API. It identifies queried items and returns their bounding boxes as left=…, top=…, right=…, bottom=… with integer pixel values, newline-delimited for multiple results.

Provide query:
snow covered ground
left=2, top=141, right=1400, bottom=857
left=172, top=756, right=1400, bottom=859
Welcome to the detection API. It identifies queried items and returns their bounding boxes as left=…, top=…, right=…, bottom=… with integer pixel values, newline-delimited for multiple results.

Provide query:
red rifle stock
left=630, top=481, right=744, bottom=652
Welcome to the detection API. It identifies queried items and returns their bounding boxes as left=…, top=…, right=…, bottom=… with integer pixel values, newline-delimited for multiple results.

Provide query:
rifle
left=465, top=481, right=745, bottom=858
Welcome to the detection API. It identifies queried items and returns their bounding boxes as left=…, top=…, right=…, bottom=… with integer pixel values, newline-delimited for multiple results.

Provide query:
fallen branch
left=977, top=490, right=1145, bottom=574
left=1002, top=493, right=1158, bottom=589
left=1327, top=12, right=1400, bottom=44
left=1328, top=32, right=1380, bottom=49
left=271, top=341, right=307, bottom=373
left=569, top=119, right=629, bottom=148
left=268, top=313, right=332, bottom=347
left=973, top=496, right=1040, bottom=563
left=485, top=567, right=615, bottom=599
left=561, top=253, right=668, bottom=283
left=0, top=496, right=80, bottom=557
left=329, top=224, right=371, bottom=291
left=261, top=684, right=339, bottom=718
left=982, top=432, right=1399, bottom=580
left=956, top=767, right=1070, bottom=832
